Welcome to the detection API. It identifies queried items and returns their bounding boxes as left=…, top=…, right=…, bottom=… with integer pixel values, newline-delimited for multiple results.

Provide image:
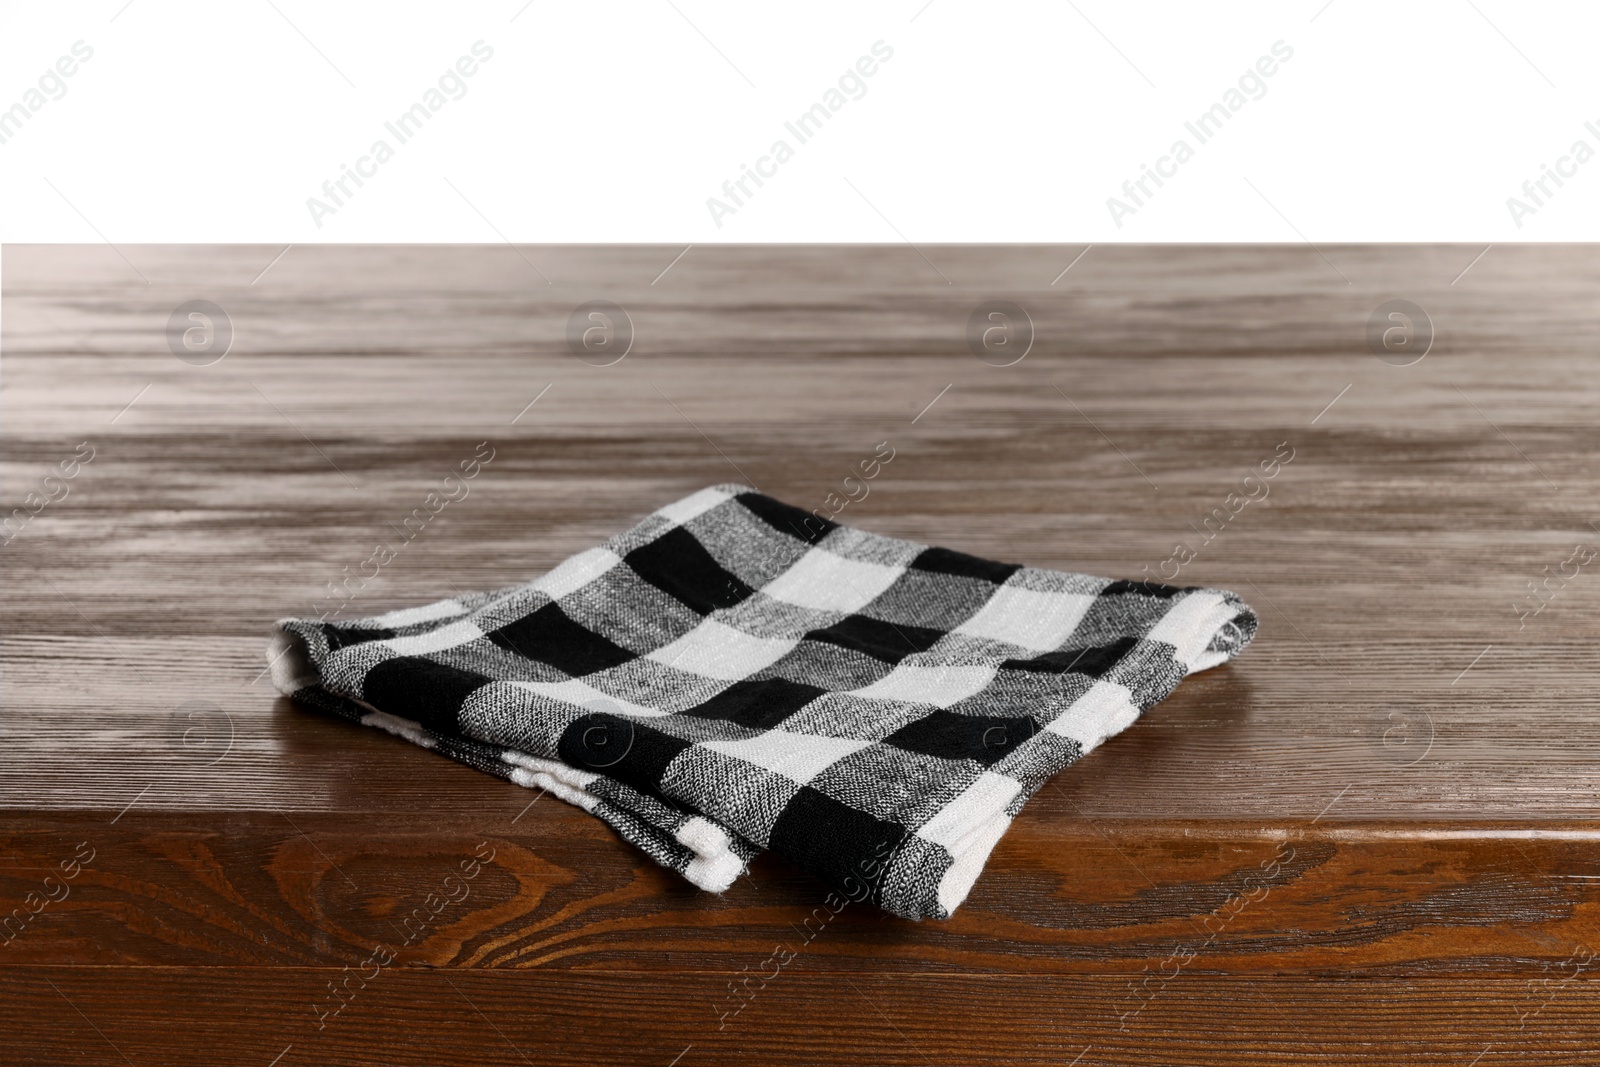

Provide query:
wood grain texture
left=5, top=812, right=1600, bottom=975
left=6, top=969, right=1600, bottom=1067
left=5, top=244, right=1600, bottom=1062
left=9, top=968, right=1600, bottom=1067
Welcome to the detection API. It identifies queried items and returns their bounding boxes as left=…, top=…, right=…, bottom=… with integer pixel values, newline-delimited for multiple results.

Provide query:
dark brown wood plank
left=4, top=811, right=1600, bottom=974
left=4, top=969, right=1599, bottom=1067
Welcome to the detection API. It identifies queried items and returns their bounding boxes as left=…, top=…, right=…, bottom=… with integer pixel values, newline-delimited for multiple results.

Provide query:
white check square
left=378, top=619, right=484, bottom=656
left=956, top=584, right=1097, bottom=652
left=702, top=729, right=872, bottom=785
left=915, top=770, right=1022, bottom=850
left=1043, top=678, right=1138, bottom=751
left=655, top=484, right=735, bottom=526
left=760, top=547, right=902, bottom=613
left=510, top=677, right=665, bottom=717
left=647, top=617, right=796, bottom=680
left=533, top=547, right=623, bottom=600
left=852, top=664, right=996, bottom=707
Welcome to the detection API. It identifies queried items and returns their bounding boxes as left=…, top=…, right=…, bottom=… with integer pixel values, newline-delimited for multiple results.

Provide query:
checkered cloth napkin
left=269, top=484, right=1256, bottom=919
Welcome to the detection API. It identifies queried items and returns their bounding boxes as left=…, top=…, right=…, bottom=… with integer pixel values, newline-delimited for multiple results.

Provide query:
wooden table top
left=5, top=244, right=1599, bottom=1065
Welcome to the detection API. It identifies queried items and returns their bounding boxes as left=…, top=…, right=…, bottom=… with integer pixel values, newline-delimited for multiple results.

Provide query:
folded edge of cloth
left=269, top=646, right=761, bottom=892
left=268, top=483, right=1257, bottom=920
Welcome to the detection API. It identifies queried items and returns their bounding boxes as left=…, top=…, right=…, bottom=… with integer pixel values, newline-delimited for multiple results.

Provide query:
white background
left=0, top=0, right=1595, bottom=242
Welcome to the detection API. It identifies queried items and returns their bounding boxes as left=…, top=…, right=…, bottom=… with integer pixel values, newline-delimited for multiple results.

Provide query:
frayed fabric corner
left=268, top=485, right=1257, bottom=920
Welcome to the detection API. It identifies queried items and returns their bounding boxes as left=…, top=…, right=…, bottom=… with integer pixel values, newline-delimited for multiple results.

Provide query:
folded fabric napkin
left=269, top=484, right=1256, bottom=919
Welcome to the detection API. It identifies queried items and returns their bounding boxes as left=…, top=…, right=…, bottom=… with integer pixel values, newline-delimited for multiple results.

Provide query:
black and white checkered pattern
left=269, top=484, right=1257, bottom=919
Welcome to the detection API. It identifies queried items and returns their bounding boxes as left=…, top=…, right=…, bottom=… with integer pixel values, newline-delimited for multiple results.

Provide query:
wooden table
left=5, top=244, right=1599, bottom=1064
